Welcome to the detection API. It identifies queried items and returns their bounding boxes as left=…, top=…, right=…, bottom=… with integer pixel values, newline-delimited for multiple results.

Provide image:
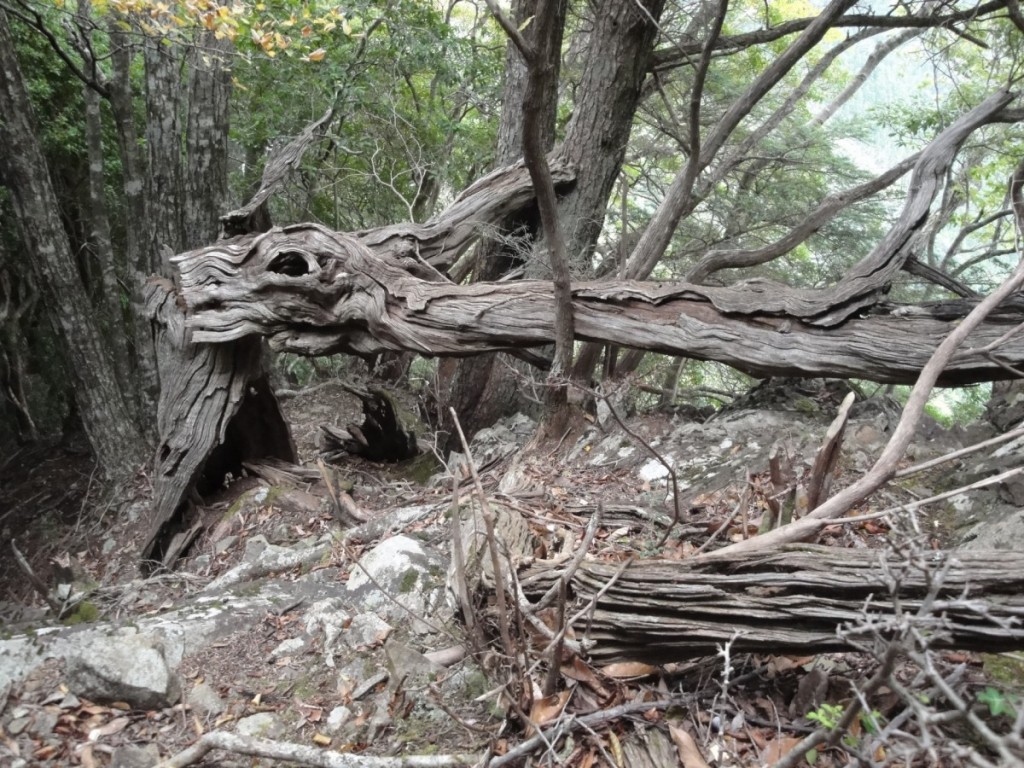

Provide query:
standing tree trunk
left=439, top=0, right=565, bottom=448
left=183, top=33, right=231, bottom=249
left=143, top=33, right=185, bottom=261
left=107, top=20, right=160, bottom=421
left=442, top=0, right=665, bottom=448
left=77, top=0, right=133, bottom=383
left=0, top=9, right=143, bottom=478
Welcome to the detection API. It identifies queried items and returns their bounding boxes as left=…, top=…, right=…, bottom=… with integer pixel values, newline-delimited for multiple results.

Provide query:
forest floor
left=0, top=379, right=1020, bottom=767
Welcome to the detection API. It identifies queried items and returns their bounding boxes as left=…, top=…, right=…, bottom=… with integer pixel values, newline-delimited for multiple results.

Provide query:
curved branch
left=651, top=0, right=1008, bottom=71
left=686, top=151, right=920, bottom=283
left=810, top=28, right=923, bottom=127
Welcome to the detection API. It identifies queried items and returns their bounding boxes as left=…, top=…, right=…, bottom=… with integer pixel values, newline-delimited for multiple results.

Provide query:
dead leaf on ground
left=600, top=661, right=658, bottom=679
left=87, top=716, right=130, bottom=741
left=528, top=690, right=570, bottom=732
left=761, top=735, right=807, bottom=763
left=670, top=724, right=711, bottom=768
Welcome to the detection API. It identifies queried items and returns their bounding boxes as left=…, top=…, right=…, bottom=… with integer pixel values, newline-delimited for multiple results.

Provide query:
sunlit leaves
left=95, top=0, right=355, bottom=60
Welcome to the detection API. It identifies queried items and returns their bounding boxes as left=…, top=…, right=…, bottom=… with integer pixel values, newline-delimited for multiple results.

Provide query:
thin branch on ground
left=154, top=731, right=476, bottom=768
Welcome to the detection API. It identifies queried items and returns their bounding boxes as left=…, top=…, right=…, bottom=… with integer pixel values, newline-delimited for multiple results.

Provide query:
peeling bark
left=521, top=545, right=1024, bottom=660
left=144, top=280, right=295, bottom=564
left=171, top=220, right=1024, bottom=386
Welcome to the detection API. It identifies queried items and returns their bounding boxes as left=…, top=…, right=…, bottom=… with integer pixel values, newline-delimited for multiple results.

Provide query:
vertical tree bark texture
left=184, top=34, right=232, bottom=249
left=144, top=281, right=296, bottom=563
left=0, top=255, right=39, bottom=443
left=108, top=22, right=147, bottom=281
left=556, top=0, right=665, bottom=273
left=143, top=34, right=185, bottom=261
left=444, top=0, right=665, bottom=447
left=78, top=0, right=133, bottom=383
left=0, top=10, right=143, bottom=478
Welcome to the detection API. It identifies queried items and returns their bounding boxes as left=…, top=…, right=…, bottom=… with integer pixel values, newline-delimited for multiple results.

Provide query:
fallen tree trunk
left=171, top=223, right=1024, bottom=385
left=521, top=545, right=1024, bottom=660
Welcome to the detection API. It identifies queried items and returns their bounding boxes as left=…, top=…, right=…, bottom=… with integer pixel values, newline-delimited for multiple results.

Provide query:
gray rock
left=66, top=633, right=181, bottom=709
left=187, top=681, right=226, bottom=717
left=346, top=535, right=448, bottom=632
left=269, top=636, right=307, bottom=661
left=960, top=509, right=1024, bottom=551
left=110, top=743, right=160, bottom=768
left=384, top=639, right=443, bottom=688
left=303, top=598, right=353, bottom=668
left=346, top=613, right=393, bottom=649
left=235, top=712, right=282, bottom=738
left=28, top=708, right=58, bottom=736
left=326, top=705, right=352, bottom=733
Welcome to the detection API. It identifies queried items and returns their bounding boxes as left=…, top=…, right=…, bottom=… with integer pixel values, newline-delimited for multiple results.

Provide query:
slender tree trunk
left=0, top=10, right=143, bottom=478
left=78, top=0, right=133, bottom=384
left=183, top=33, right=231, bottom=249
left=556, top=0, right=666, bottom=273
left=439, top=0, right=565, bottom=448
left=143, top=34, right=184, bottom=261
left=442, top=0, right=661, bottom=446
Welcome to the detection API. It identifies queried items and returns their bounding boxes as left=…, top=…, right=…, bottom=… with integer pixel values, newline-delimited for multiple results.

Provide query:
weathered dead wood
left=171, top=224, right=1024, bottom=385
left=143, top=280, right=296, bottom=565
left=521, top=545, right=1024, bottom=661
left=319, top=385, right=419, bottom=462
left=355, top=158, right=575, bottom=270
left=241, top=458, right=320, bottom=486
left=219, top=103, right=335, bottom=237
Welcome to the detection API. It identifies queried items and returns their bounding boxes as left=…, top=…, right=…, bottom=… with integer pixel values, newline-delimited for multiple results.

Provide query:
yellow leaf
left=307, top=47, right=326, bottom=61
left=312, top=732, right=332, bottom=746
left=342, top=17, right=352, bottom=35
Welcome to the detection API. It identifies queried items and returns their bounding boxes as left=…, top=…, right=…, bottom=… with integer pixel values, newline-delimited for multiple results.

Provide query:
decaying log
left=171, top=223, right=1024, bottom=385
left=319, top=385, right=419, bottom=462
left=144, top=280, right=296, bottom=565
left=520, top=545, right=1024, bottom=660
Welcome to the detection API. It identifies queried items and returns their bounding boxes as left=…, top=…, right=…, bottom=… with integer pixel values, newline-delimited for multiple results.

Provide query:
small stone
left=242, top=535, right=269, bottom=562
left=269, top=637, right=306, bottom=661
left=7, top=716, right=30, bottom=735
left=110, top=743, right=160, bottom=768
left=326, top=705, right=352, bottom=733
left=346, top=614, right=393, bottom=649
left=236, top=712, right=282, bottom=739
left=214, top=535, right=238, bottom=555
left=101, top=538, right=117, bottom=555
left=187, top=681, right=226, bottom=718
left=29, top=709, right=59, bottom=736
left=65, top=633, right=181, bottom=709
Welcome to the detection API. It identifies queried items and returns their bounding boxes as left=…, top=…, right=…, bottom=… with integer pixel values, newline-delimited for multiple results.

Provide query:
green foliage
left=805, top=701, right=844, bottom=730
left=806, top=702, right=884, bottom=749
left=977, top=686, right=1019, bottom=718
left=229, top=0, right=502, bottom=230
